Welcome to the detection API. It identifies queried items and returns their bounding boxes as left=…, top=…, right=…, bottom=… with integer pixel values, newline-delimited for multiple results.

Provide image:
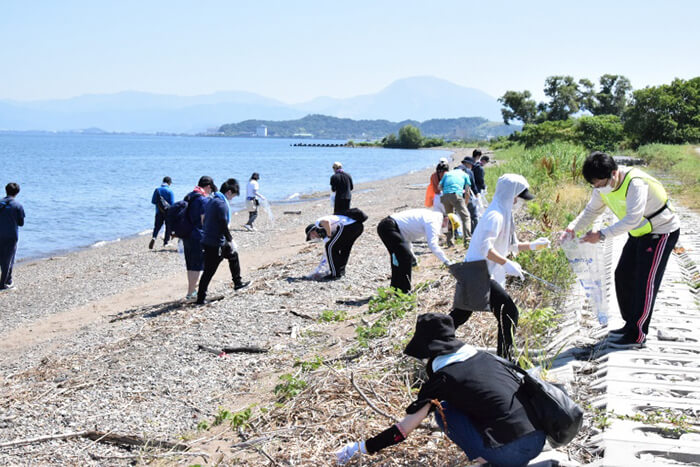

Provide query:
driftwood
left=288, top=309, right=314, bottom=320
left=88, top=451, right=209, bottom=461
left=197, top=344, right=269, bottom=355
left=0, top=430, right=189, bottom=451
left=283, top=210, right=302, bottom=215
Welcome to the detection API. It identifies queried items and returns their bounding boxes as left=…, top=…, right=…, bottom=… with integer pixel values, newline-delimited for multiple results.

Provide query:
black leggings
left=450, top=279, right=519, bottom=359
left=377, top=217, right=413, bottom=293
left=197, top=244, right=242, bottom=302
left=324, top=221, right=364, bottom=277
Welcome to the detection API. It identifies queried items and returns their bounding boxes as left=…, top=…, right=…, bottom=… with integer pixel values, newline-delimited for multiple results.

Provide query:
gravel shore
left=0, top=149, right=470, bottom=465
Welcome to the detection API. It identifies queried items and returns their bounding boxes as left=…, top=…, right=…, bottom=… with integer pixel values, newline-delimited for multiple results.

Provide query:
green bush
left=517, top=120, right=577, bottom=148
left=574, top=115, right=624, bottom=151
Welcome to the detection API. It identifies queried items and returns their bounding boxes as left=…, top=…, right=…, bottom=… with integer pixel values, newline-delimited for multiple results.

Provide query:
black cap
left=461, top=157, right=475, bottom=166
left=305, top=224, right=316, bottom=241
left=518, top=188, right=535, bottom=200
left=403, top=313, right=464, bottom=359
left=198, top=176, right=214, bottom=188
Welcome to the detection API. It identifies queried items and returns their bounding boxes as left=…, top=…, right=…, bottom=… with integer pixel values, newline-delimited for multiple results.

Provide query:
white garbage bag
left=561, top=238, right=609, bottom=324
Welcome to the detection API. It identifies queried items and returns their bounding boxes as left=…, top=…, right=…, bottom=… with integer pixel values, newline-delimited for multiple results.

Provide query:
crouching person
left=305, top=209, right=365, bottom=280
left=335, top=313, right=546, bottom=466
left=377, top=208, right=452, bottom=293
left=196, top=178, right=249, bottom=305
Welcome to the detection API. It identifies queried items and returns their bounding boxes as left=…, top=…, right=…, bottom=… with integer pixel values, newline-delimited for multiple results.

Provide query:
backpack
left=496, top=356, right=583, bottom=448
left=155, top=193, right=171, bottom=215
left=166, top=194, right=196, bottom=239
left=340, top=207, right=368, bottom=223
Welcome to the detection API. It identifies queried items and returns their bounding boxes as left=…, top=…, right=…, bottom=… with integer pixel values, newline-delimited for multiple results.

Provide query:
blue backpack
left=166, top=194, right=196, bottom=239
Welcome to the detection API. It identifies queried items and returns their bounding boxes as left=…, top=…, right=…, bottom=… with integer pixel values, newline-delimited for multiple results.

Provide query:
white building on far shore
left=256, top=125, right=268, bottom=137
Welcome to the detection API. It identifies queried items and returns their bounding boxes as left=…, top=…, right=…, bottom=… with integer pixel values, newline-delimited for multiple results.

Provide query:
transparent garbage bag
left=561, top=238, right=609, bottom=324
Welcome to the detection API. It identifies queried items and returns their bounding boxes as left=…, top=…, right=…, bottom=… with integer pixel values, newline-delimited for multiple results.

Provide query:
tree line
left=498, top=75, right=700, bottom=148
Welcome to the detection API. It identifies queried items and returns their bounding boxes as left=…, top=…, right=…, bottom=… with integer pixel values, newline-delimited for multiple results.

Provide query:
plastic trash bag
left=307, top=256, right=330, bottom=280
left=561, top=238, right=608, bottom=324
left=259, top=198, right=275, bottom=223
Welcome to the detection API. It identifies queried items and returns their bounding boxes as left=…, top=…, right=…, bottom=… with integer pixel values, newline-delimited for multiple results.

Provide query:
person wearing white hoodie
left=450, top=174, right=550, bottom=360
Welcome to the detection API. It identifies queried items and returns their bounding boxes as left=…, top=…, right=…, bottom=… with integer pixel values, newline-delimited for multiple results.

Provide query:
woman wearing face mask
left=450, top=174, right=550, bottom=360
left=561, top=151, right=680, bottom=349
left=334, top=313, right=546, bottom=466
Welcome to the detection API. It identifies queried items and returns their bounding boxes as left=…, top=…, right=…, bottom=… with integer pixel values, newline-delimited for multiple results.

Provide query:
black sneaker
left=195, top=299, right=208, bottom=306
left=234, top=281, right=250, bottom=291
left=149, top=238, right=155, bottom=249
left=607, top=326, right=628, bottom=337
left=606, top=335, right=646, bottom=349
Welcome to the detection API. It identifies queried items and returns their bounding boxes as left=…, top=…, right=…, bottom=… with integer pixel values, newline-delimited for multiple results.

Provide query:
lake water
left=1, top=133, right=446, bottom=260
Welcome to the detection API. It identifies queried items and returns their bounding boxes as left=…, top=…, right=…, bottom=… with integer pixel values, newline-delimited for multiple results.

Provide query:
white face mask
left=597, top=180, right=614, bottom=195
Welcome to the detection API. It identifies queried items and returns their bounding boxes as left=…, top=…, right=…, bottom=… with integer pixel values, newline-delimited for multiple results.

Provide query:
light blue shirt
left=439, top=169, right=471, bottom=195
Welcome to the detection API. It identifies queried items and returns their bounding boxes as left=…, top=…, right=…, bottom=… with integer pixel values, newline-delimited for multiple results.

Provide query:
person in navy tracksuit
left=0, top=183, right=25, bottom=291
left=150, top=176, right=175, bottom=249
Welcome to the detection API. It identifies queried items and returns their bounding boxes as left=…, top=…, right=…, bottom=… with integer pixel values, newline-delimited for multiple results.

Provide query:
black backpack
left=166, top=194, right=196, bottom=239
left=155, top=193, right=171, bottom=215
left=340, top=207, right=368, bottom=223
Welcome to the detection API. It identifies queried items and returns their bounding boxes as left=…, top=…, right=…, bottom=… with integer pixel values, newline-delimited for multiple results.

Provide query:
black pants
left=333, top=198, right=351, bottom=215
left=0, top=239, right=17, bottom=288
left=615, top=229, right=679, bottom=343
left=197, top=244, right=242, bottom=302
left=247, top=198, right=258, bottom=226
left=450, top=279, right=519, bottom=359
left=377, top=217, right=413, bottom=293
left=325, top=221, right=364, bottom=278
left=152, top=211, right=171, bottom=243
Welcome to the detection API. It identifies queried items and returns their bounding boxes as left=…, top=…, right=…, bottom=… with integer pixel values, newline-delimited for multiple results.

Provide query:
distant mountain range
left=218, top=114, right=517, bottom=140
left=0, top=77, right=506, bottom=134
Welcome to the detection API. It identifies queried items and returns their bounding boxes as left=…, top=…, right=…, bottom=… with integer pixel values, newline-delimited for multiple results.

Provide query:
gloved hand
left=504, top=259, right=524, bottom=280
left=530, top=237, right=551, bottom=251
left=558, top=229, right=575, bottom=243
left=335, top=441, right=367, bottom=465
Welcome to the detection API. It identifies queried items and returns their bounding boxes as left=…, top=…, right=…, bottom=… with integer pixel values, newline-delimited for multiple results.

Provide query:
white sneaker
left=243, top=224, right=254, bottom=231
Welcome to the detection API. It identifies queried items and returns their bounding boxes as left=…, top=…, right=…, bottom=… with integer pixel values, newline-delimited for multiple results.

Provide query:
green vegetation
left=318, top=309, right=348, bottom=322
left=381, top=124, right=444, bottom=149
left=633, top=144, right=700, bottom=208
left=499, top=75, right=699, bottom=149
left=293, top=355, right=324, bottom=371
left=274, top=373, right=308, bottom=401
left=356, top=287, right=417, bottom=347
left=587, top=405, right=697, bottom=436
left=218, top=114, right=516, bottom=140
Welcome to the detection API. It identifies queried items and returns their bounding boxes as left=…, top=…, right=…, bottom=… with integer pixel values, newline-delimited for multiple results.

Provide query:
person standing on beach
left=472, top=150, right=486, bottom=196
left=330, top=161, right=353, bottom=214
left=377, top=208, right=452, bottom=293
left=305, top=211, right=365, bottom=279
left=458, top=156, right=480, bottom=232
left=197, top=178, right=250, bottom=305
left=562, top=151, right=681, bottom=349
left=0, top=183, right=25, bottom=291
left=183, top=176, right=215, bottom=301
left=425, top=161, right=449, bottom=214
left=243, top=172, right=266, bottom=231
left=439, top=167, right=472, bottom=246
left=150, top=176, right=175, bottom=249
left=450, top=174, right=550, bottom=360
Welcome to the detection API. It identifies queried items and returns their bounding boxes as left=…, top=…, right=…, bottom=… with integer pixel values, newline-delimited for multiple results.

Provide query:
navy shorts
left=183, top=237, right=204, bottom=271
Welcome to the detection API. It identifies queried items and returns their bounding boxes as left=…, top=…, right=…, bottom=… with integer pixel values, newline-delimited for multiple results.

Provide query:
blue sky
left=2, top=0, right=698, bottom=103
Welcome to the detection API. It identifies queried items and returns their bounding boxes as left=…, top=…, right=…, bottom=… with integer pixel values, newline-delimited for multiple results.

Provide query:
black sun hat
left=403, top=313, right=464, bottom=359
left=518, top=188, right=535, bottom=200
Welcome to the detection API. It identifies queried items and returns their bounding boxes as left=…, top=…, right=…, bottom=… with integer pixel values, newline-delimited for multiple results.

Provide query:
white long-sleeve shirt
left=390, top=209, right=450, bottom=265
left=568, top=177, right=680, bottom=237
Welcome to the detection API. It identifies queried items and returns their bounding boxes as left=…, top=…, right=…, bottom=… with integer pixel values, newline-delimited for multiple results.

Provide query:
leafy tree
left=498, top=90, right=538, bottom=125
left=575, top=115, right=624, bottom=151
left=594, top=74, right=632, bottom=116
left=577, top=78, right=596, bottom=114
left=541, top=76, right=581, bottom=121
left=398, top=125, right=423, bottom=148
left=624, top=77, right=700, bottom=145
left=517, top=120, right=577, bottom=148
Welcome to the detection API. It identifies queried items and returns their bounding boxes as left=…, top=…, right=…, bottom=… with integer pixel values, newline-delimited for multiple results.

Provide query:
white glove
left=504, top=259, right=524, bottom=280
left=558, top=230, right=575, bottom=243
left=335, top=441, right=366, bottom=465
left=530, top=237, right=551, bottom=251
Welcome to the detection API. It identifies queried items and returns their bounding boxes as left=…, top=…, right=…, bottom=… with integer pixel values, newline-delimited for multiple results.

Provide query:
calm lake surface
left=1, top=133, right=446, bottom=260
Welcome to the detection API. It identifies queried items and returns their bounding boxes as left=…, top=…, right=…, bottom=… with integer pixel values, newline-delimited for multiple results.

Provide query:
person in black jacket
left=330, top=161, right=353, bottom=214
left=335, top=313, right=545, bottom=466
left=196, top=178, right=249, bottom=305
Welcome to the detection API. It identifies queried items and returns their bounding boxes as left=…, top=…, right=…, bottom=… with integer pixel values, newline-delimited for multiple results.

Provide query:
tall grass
left=634, top=144, right=700, bottom=209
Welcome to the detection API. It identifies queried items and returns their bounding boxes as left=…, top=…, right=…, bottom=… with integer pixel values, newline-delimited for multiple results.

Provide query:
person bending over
left=335, top=313, right=546, bottom=466
left=305, top=212, right=364, bottom=279
left=450, top=174, right=550, bottom=360
left=197, top=178, right=250, bottom=304
left=377, top=208, right=452, bottom=293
